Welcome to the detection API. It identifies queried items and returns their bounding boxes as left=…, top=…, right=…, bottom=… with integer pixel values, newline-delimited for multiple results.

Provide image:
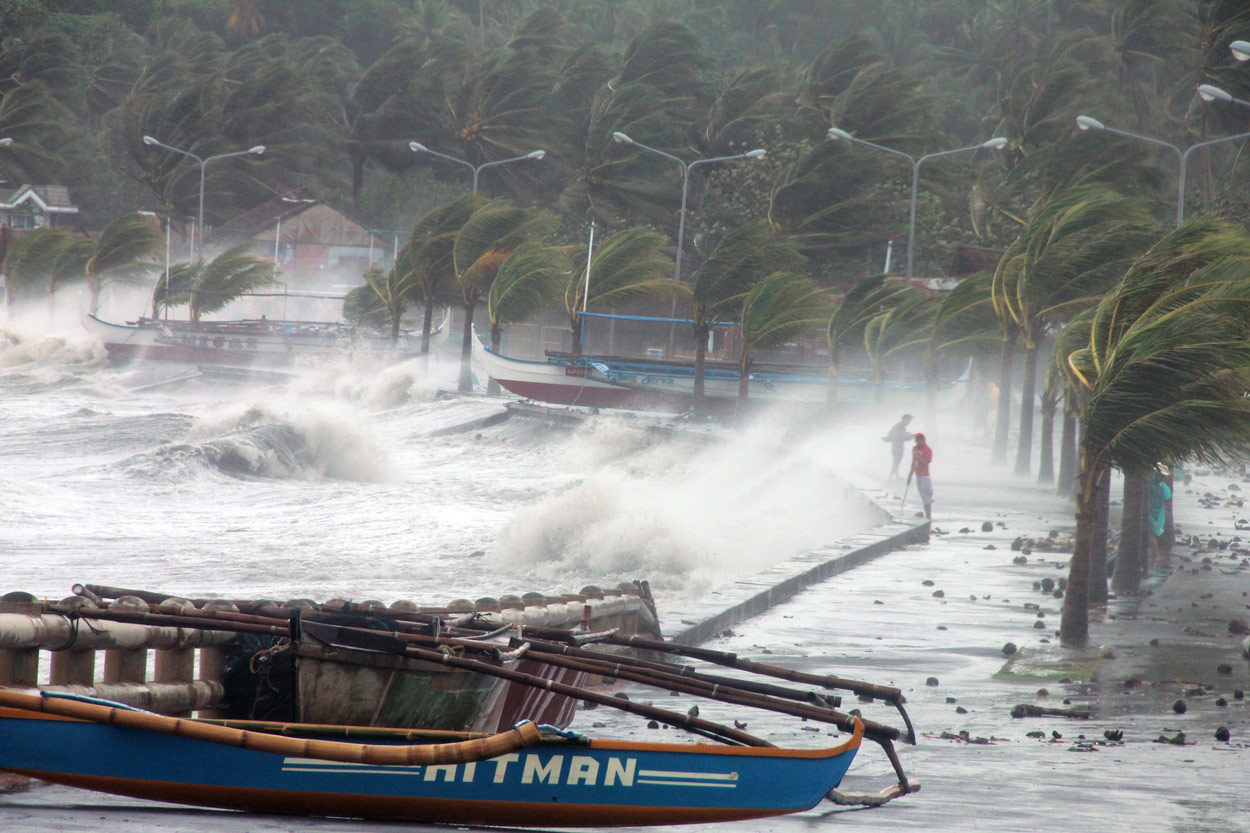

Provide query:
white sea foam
left=184, top=399, right=396, bottom=483
left=494, top=413, right=877, bottom=598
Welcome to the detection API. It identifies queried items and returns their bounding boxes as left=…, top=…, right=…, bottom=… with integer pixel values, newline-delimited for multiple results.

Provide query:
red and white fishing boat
left=472, top=327, right=830, bottom=413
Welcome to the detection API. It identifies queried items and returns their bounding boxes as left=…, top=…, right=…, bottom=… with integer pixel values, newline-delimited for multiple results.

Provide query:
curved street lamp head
left=744, top=149, right=767, bottom=159
left=1198, top=84, right=1233, bottom=103
left=409, top=141, right=428, bottom=153
left=1075, top=115, right=1105, bottom=131
left=611, top=131, right=634, bottom=145
left=142, top=135, right=159, bottom=145
left=0, top=137, right=12, bottom=147
left=981, top=137, right=1009, bottom=149
left=1231, top=40, right=1250, bottom=62
left=826, top=127, right=854, bottom=141
left=526, top=150, right=546, bottom=160
left=248, top=145, right=266, bottom=155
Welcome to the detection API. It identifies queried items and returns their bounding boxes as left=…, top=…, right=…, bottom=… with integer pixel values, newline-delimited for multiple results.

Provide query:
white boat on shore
left=84, top=311, right=448, bottom=369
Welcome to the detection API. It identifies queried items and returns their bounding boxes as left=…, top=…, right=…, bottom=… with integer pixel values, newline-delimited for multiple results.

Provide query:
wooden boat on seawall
left=83, top=310, right=448, bottom=369
left=0, top=582, right=662, bottom=734
left=0, top=689, right=872, bottom=827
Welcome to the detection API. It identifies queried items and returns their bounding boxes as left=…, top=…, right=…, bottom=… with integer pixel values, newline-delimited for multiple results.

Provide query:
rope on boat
left=0, top=690, right=543, bottom=766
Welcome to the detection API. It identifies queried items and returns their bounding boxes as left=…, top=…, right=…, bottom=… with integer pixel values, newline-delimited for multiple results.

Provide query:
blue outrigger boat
left=0, top=689, right=877, bottom=826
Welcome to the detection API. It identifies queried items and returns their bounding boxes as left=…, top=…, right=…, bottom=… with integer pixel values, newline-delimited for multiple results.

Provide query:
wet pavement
left=4, top=434, right=1250, bottom=832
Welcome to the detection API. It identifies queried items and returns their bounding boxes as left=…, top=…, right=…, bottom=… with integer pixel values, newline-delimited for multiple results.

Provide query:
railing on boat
left=0, top=583, right=660, bottom=718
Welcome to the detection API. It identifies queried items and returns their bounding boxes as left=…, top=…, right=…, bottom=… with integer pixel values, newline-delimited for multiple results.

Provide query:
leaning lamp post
left=1198, top=83, right=1250, bottom=110
left=142, top=136, right=265, bottom=260
left=610, top=132, right=765, bottom=285
left=826, top=128, right=1007, bottom=278
left=1075, top=116, right=1250, bottom=226
left=610, top=132, right=765, bottom=356
left=408, top=142, right=545, bottom=194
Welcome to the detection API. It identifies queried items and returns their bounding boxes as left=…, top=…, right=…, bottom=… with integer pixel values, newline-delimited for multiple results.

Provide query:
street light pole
left=408, top=142, right=545, bottom=193
left=1075, top=116, right=1250, bottom=225
left=826, top=128, right=1008, bottom=278
left=611, top=132, right=766, bottom=284
left=142, top=136, right=265, bottom=260
left=610, top=133, right=765, bottom=356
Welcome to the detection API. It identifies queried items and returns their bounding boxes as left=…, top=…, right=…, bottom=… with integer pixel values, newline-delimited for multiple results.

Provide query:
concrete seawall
left=661, top=471, right=929, bottom=646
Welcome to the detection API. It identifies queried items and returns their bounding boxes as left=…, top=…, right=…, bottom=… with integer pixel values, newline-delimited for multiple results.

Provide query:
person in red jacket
left=909, top=433, right=934, bottom=519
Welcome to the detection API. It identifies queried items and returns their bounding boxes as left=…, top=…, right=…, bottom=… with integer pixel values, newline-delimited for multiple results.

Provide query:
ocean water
left=0, top=305, right=879, bottom=615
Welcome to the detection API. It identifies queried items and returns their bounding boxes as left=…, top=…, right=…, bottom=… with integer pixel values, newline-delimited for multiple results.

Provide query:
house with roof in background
left=0, top=184, right=80, bottom=230
left=208, top=198, right=400, bottom=294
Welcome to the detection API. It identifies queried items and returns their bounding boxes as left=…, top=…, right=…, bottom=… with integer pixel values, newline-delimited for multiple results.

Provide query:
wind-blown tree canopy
left=1058, top=217, right=1250, bottom=645
left=348, top=193, right=487, bottom=344
left=688, top=222, right=804, bottom=409
left=450, top=196, right=556, bottom=390
left=153, top=244, right=277, bottom=321
left=557, top=21, right=713, bottom=227
left=825, top=274, right=909, bottom=408
left=924, top=269, right=999, bottom=410
left=862, top=287, right=937, bottom=399
left=735, top=270, right=829, bottom=405
left=1, top=228, right=92, bottom=311
left=84, top=212, right=165, bottom=308
left=4, top=0, right=1250, bottom=307
left=990, top=185, right=1158, bottom=473
left=486, top=238, right=568, bottom=351
left=560, top=226, right=682, bottom=355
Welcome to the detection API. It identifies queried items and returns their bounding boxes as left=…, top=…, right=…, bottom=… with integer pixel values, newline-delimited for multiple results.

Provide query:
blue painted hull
left=0, top=707, right=862, bottom=826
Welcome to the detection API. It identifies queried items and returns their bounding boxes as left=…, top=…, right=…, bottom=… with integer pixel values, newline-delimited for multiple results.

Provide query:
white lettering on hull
left=281, top=754, right=735, bottom=790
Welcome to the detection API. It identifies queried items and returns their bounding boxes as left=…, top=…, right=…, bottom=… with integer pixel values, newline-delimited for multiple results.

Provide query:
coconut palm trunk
left=692, top=329, right=709, bottom=408
left=1013, top=341, right=1037, bottom=475
left=459, top=299, right=476, bottom=392
left=421, top=303, right=435, bottom=354
left=487, top=323, right=503, bottom=395
left=1037, top=387, right=1056, bottom=483
left=992, top=333, right=1016, bottom=463
left=1057, top=406, right=1077, bottom=497
left=1088, top=466, right=1112, bottom=607
left=825, top=355, right=839, bottom=409
left=1112, top=468, right=1150, bottom=593
left=1062, top=456, right=1105, bottom=645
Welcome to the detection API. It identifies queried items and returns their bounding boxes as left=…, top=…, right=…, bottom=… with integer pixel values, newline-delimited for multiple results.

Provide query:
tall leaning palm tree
left=1059, top=219, right=1250, bottom=645
left=85, top=212, right=166, bottom=311
left=990, top=186, right=1157, bottom=474
left=735, top=271, right=828, bottom=406
left=451, top=198, right=555, bottom=391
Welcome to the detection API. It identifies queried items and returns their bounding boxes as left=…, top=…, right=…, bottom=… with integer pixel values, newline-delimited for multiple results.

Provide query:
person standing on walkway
left=883, top=414, right=914, bottom=479
left=909, top=433, right=934, bottom=519
left=1148, top=466, right=1172, bottom=567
